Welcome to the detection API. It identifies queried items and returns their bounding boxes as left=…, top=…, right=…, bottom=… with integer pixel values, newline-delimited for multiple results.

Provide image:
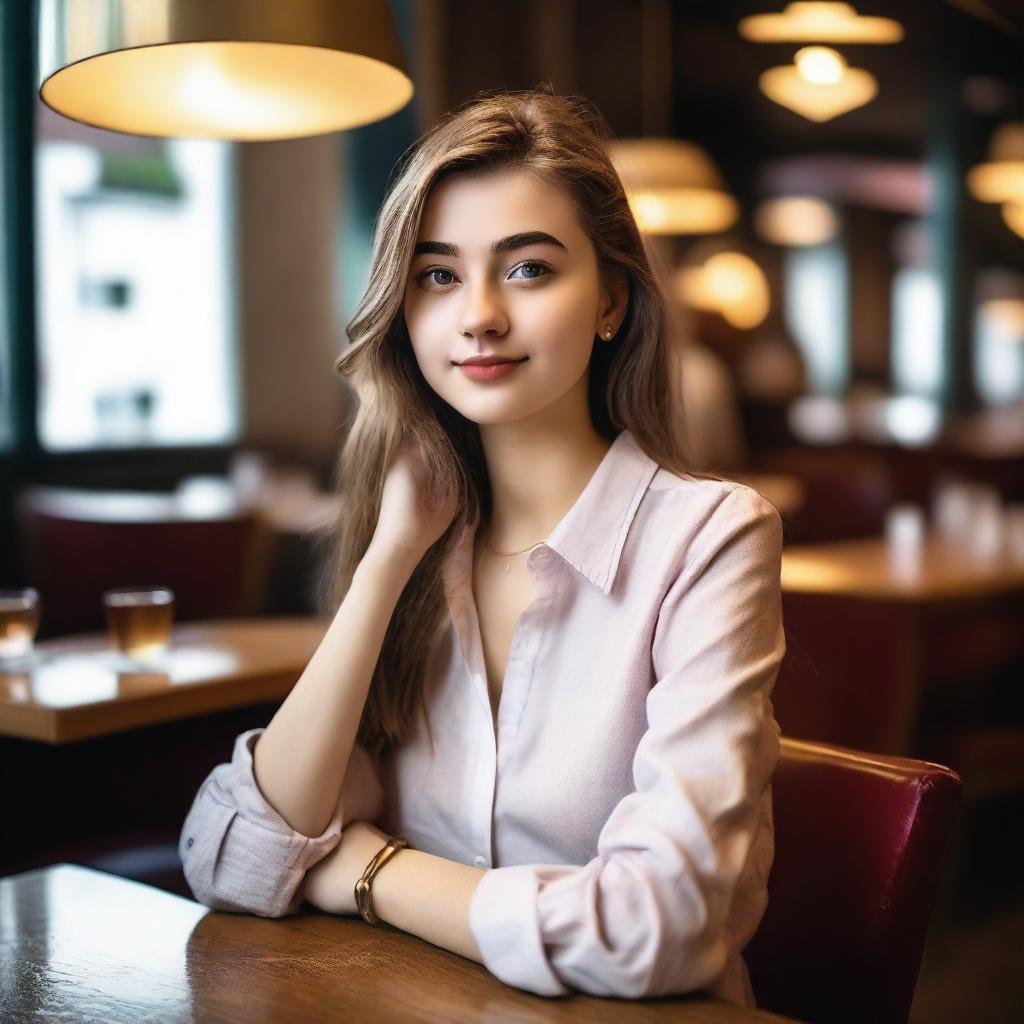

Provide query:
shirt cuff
left=468, top=864, right=569, bottom=997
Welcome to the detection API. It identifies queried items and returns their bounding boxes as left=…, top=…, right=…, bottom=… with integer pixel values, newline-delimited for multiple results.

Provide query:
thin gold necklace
left=480, top=527, right=545, bottom=573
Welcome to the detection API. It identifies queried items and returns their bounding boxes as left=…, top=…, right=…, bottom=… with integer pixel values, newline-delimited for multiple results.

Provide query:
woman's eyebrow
left=412, top=231, right=568, bottom=258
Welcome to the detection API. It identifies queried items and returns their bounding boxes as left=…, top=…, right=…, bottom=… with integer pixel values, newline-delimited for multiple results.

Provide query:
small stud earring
left=604, top=325, right=613, bottom=340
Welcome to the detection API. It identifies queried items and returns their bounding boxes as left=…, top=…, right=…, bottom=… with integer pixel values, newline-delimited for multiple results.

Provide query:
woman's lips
left=457, top=357, right=528, bottom=382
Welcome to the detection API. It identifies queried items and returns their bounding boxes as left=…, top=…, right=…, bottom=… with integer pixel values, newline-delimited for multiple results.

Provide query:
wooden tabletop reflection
left=0, top=865, right=797, bottom=1024
left=0, top=617, right=325, bottom=744
left=781, top=534, right=1024, bottom=602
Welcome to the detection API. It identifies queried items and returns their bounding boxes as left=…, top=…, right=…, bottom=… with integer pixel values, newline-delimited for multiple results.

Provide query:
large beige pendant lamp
left=38, top=0, right=413, bottom=140
left=608, top=138, right=740, bottom=236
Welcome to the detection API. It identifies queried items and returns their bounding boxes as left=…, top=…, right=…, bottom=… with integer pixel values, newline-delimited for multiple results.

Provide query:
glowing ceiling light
left=755, top=196, right=839, bottom=246
left=676, top=251, right=771, bottom=330
left=37, top=0, right=413, bottom=140
left=967, top=122, right=1024, bottom=206
left=739, top=3, right=904, bottom=44
left=760, top=46, right=878, bottom=122
left=795, top=46, right=845, bottom=84
left=607, top=138, right=740, bottom=235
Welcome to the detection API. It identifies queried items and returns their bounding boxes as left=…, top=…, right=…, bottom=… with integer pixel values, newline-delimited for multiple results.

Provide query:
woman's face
left=403, top=166, right=620, bottom=427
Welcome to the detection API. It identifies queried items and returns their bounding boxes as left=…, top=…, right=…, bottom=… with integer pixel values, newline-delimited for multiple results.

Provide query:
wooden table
left=0, top=617, right=325, bottom=743
left=776, top=534, right=1024, bottom=763
left=0, top=864, right=798, bottom=1024
left=781, top=534, right=1024, bottom=602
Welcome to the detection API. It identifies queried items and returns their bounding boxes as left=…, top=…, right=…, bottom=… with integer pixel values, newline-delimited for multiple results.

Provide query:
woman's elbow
left=646, top=932, right=730, bottom=998
left=180, top=854, right=299, bottom=919
left=575, top=913, right=730, bottom=999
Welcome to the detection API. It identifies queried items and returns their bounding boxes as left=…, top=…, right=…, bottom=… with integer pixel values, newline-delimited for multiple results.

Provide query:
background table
left=0, top=617, right=325, bottom=880
left=776, top=535, right=1024, bottom=776
left=0, top=864, right=798, bottom=1024
left=0, top=616, right=325, bottom=743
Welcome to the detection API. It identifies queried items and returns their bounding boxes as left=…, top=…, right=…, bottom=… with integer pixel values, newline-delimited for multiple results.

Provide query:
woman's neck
left=478, top=420, right=613, bottom=550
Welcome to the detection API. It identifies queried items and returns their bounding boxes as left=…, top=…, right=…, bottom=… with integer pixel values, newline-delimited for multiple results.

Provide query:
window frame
left=1, top=1, right=237, bottom=485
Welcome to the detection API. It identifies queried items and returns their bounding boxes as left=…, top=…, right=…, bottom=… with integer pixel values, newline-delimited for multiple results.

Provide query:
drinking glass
left=0, top=588, right=40, bottom=668
left=102, top=586, right=175, bottom=664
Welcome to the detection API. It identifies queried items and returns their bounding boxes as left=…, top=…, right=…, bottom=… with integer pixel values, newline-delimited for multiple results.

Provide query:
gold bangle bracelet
left=355, top=835, right=408, bottom=926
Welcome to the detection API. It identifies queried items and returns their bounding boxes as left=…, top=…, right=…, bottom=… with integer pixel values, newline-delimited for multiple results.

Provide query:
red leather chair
left=14, top=486, right=274, bottom=637
left=745, top=737, right=962, bottom=1024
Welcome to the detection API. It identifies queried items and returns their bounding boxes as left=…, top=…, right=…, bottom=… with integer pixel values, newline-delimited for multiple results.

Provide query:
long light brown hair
left=315, top=85, right=698, bottom=761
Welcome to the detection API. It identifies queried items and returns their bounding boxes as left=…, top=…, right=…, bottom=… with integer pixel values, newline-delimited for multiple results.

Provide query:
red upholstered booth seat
left=746, top=737, right=962, bottom=1024
left=14, top=486, right=273, bottom=637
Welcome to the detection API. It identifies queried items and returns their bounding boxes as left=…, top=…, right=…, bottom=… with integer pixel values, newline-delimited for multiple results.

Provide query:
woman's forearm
left=252, top=545, right=418, bottom=838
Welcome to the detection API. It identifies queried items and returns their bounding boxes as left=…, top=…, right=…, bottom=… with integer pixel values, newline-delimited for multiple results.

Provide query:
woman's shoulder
left=637, top=469, right=783, bottom=574
left=647, top=469, right=780, bottom=526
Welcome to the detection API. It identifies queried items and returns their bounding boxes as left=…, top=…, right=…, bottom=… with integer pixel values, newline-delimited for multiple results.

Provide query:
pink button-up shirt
left=179, top=428, right=785, bottom=1005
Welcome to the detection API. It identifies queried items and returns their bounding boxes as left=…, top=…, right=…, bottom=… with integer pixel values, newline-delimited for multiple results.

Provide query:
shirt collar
left=544, top=429, right=659, bottom=595
left=444, top=429, right=659, bottom=599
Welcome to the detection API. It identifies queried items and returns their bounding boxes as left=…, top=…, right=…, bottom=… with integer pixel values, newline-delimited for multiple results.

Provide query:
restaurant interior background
left=1, top=2, right=1023, bottom=1021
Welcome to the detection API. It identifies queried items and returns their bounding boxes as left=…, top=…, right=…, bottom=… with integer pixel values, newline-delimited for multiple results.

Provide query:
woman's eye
left=419, top=267, right=456, bottom=288
left=509, top=261, right=550, bottom=281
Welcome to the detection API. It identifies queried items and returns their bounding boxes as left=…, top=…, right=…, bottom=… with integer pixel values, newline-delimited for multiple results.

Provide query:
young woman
left=179, top=86, right=785, bottom=1007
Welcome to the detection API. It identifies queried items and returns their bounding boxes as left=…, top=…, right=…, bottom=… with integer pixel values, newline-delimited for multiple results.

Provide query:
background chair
left=14, top=486, right=274, bottom=637
left=756, top=446, right=894, bottom=543
left=745, top=737, right=962, bottom=1024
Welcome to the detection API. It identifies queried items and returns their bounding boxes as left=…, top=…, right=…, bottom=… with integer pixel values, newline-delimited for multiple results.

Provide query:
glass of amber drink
left=102, top=586, right=175, bottom=664
left=0, top=588, right=41, bottom=668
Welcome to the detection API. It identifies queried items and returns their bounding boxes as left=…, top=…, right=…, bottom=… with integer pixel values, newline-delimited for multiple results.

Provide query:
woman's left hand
left=302, top=820, right=391, bottom=915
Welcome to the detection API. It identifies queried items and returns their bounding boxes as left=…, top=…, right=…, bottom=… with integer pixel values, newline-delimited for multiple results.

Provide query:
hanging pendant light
left=607, top=138, right=739, bottom=235
left=754, top=196, right=839, bottom=246
left=967, top=122, right=1024, bottom=201
left=760, top=45, right=878, bottom=122
left=967, top=122, right=1024, bottom=240
left=38, top=0, right=414, bottom=140
left=607, top=0, right=739, bottom=237
left=674, top=244, right=771, bottom=330
left=738, top=3, right=904, bottom=44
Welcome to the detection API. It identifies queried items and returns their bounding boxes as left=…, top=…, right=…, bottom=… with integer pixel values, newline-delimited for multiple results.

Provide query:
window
left=783, top=241, right=849, bottom=395
left=34, top=103, right=239, bottom=451
left=891, top=265, right=943, bottom=397
left=975, top=301, right=1024, bottom=406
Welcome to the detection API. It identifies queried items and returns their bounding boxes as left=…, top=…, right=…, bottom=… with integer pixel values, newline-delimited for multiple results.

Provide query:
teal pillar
left=926, top=13, right=978, bottom=414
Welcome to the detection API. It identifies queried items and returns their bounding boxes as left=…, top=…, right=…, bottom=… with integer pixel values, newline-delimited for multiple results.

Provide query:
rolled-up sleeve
left=468, top=486, right=785, bottom=998
left=179, top=727, right=385, bottom=917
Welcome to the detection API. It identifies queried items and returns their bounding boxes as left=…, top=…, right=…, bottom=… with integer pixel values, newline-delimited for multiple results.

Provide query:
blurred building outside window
left=35, top=130, right=239, bottom=451
left=782, top=240, right=849, bottom=395
left=974, top=301, right=1024, bottom=406
left=891, top=264, right=943, bottom=399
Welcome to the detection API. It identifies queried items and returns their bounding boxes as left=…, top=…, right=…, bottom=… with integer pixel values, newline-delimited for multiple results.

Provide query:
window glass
left=891, top=265, right=943, bottom=397
left=35, top=102, right=239, bottom=450
left=974, top=302, right=1024, bottom=406
left=783, top=241, right=849, bottom=395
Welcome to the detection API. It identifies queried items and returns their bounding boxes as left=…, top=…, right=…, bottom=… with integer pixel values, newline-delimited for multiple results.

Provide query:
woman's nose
left=458, top=279, right=509, bottom=337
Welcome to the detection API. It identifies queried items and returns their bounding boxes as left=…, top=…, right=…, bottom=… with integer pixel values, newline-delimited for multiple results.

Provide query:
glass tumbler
left=0, top=588, right=41, bottom=667
left=102, top=586, right=175, bottom=664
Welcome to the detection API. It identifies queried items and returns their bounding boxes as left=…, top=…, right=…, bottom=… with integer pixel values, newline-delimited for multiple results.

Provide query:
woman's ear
left=597, top=268, right=630, bottom=337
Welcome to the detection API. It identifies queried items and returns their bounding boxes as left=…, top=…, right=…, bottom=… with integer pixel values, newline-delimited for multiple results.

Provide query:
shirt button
left=186, top=837, right=194, bottom=849
left=474, top=855, right=486, bottom=867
